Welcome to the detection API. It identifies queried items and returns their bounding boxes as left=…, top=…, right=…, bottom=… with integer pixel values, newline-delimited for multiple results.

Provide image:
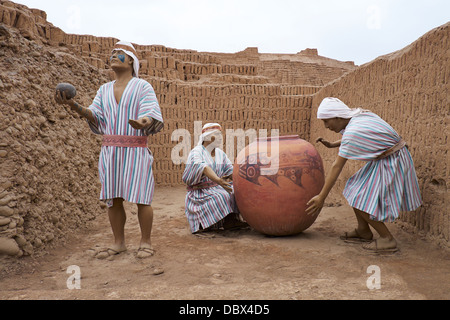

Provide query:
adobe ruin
left=0, top=0, right=448, bottom=259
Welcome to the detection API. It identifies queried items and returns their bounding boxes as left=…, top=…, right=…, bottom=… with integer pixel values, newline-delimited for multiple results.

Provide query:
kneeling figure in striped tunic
left=182, top=124, right=247, bottom=234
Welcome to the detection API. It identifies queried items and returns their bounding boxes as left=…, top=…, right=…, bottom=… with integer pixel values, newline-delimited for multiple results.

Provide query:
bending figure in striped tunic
left=55, top=41, right=164, bottom=259
left=182, top=123, right=248, bottom=235
left=306, top=98, right=422, bottom=254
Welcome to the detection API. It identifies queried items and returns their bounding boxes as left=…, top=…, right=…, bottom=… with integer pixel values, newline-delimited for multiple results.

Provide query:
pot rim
left=256, top=135, right=300, bottom=142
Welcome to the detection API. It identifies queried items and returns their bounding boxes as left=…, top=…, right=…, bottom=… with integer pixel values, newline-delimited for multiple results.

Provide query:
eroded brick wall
left=0, top=26, right=109, bottom=258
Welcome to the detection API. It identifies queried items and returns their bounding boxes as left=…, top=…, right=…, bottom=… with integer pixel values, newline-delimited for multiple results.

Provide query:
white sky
left=15, top=0, right=450, bottom=65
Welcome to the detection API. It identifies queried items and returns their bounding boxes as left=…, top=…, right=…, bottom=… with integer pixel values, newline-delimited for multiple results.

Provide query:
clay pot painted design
left=233, top=135, right=325, bottom=236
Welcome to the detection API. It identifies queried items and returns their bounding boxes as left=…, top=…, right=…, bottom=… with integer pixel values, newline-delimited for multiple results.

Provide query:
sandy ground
left=0, top=186, right=449, bottom=301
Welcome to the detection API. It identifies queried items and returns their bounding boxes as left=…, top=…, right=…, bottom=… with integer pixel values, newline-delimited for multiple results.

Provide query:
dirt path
left=0, top=186, right=449, bottom=300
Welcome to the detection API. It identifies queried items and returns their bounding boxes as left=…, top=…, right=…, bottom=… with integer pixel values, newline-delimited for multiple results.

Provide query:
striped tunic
left=182, top=146, right=238, bottom=233
left=339, top=112, right=422, bottom=222
left=87, top=78, right=164, bottom=207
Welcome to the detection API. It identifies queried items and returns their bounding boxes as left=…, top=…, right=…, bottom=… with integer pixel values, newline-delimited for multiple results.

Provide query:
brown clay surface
left=0, top=186, right=449, bottom=300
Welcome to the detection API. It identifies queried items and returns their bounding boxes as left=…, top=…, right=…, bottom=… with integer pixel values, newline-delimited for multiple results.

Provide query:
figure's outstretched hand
left=129, top=117, right=153, bottom=130
left=316, top=138, right=342, bottom=149
left=306, top=195, right=325, bottom=217
left=316, top=137, right=332, bottom=148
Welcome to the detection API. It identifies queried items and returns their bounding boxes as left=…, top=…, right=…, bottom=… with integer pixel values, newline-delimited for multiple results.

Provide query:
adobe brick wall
left=310, top=23, right=449, bottom=245
left=153, top=83, right=315, bottom=185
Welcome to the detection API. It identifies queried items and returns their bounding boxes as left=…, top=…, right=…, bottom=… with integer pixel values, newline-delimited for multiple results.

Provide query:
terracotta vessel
left=233, top=135, right=325, bottom=236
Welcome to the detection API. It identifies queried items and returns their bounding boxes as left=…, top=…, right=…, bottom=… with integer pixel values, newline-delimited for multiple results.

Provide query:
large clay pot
left=233, top=135, right=325, bottom=236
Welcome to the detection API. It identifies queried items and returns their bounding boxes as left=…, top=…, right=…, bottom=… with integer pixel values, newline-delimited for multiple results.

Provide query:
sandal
left=95, top=248, right=126, bottom=260
left=136, top=247, right=156, bottom=259
left=340, top=229, right=373, bottom=244
left=222, top=213, right=250, bottom=231
left=194, top=232, right=216, bottom=239
left=362, top=240, right=399, bottom=255
left=223, top=220, right=250, bottom=231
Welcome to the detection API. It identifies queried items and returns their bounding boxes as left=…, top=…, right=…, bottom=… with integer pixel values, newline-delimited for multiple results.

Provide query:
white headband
left=112, top=41, right=140, bottom=78
left=198, top=123, right=222, bottom=146
left=317, top=97, right=364, bottom=119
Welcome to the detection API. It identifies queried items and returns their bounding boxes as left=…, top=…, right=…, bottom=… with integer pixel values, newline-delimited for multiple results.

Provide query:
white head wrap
left=112, top=41, right=140, bottom=78
left=198, top=123, right=222, bottom=146
left=317, top=97, right=364, bottom=119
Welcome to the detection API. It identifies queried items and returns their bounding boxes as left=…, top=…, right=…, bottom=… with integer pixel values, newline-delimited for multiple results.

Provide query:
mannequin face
left=110, top=50, right=133, bottom=73
left=322, top=118, right=350, bottom=133
left=203, top=131, right=223, bottom=153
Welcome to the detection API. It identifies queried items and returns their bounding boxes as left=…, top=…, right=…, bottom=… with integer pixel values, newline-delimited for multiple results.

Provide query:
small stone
left=45, top=233, right=54, bottom=242
left=153, top=268, right=164, bottom=276
left=58, top=112, right=67, bottom=120
left=0, top=150, right=7, bottom=157
left=50, top=214, right=59, bottom=224
left=1, top=181, right=12, bottom=190
left=0, top=237, right=21, bottom=256
left=22, top=243, right=33, bottom=255
left=0, top=206, right=14, bottom=217
left=0, top=218, right=10, bottom=226
left=0, top=195, right=13, bottom=206
left=33, top=238, right=43, bottom=248
left=14, top=235, right=27, bottom=247
left=24, top=99, right=37, bottom=110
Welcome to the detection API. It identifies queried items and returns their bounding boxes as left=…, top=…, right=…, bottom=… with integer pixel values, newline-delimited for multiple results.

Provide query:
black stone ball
left=56, top=83, right=77, bottom=99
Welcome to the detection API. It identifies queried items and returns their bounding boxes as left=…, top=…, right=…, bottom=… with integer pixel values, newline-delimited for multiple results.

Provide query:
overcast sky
left=16, top=0, right=450, bottom=65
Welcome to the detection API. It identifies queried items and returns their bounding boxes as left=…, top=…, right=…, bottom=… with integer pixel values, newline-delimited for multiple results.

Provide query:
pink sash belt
left=187, top=181, right=219, bottom=192
left=102, top=135, right=148, bottom=148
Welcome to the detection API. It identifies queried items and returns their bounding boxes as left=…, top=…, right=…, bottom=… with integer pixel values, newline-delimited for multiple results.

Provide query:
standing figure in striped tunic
left=55, top=41, right=164, bottom=259
left=306, top=98, right=422, bottom=254
left=182, top=123, right=247, bottom=235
